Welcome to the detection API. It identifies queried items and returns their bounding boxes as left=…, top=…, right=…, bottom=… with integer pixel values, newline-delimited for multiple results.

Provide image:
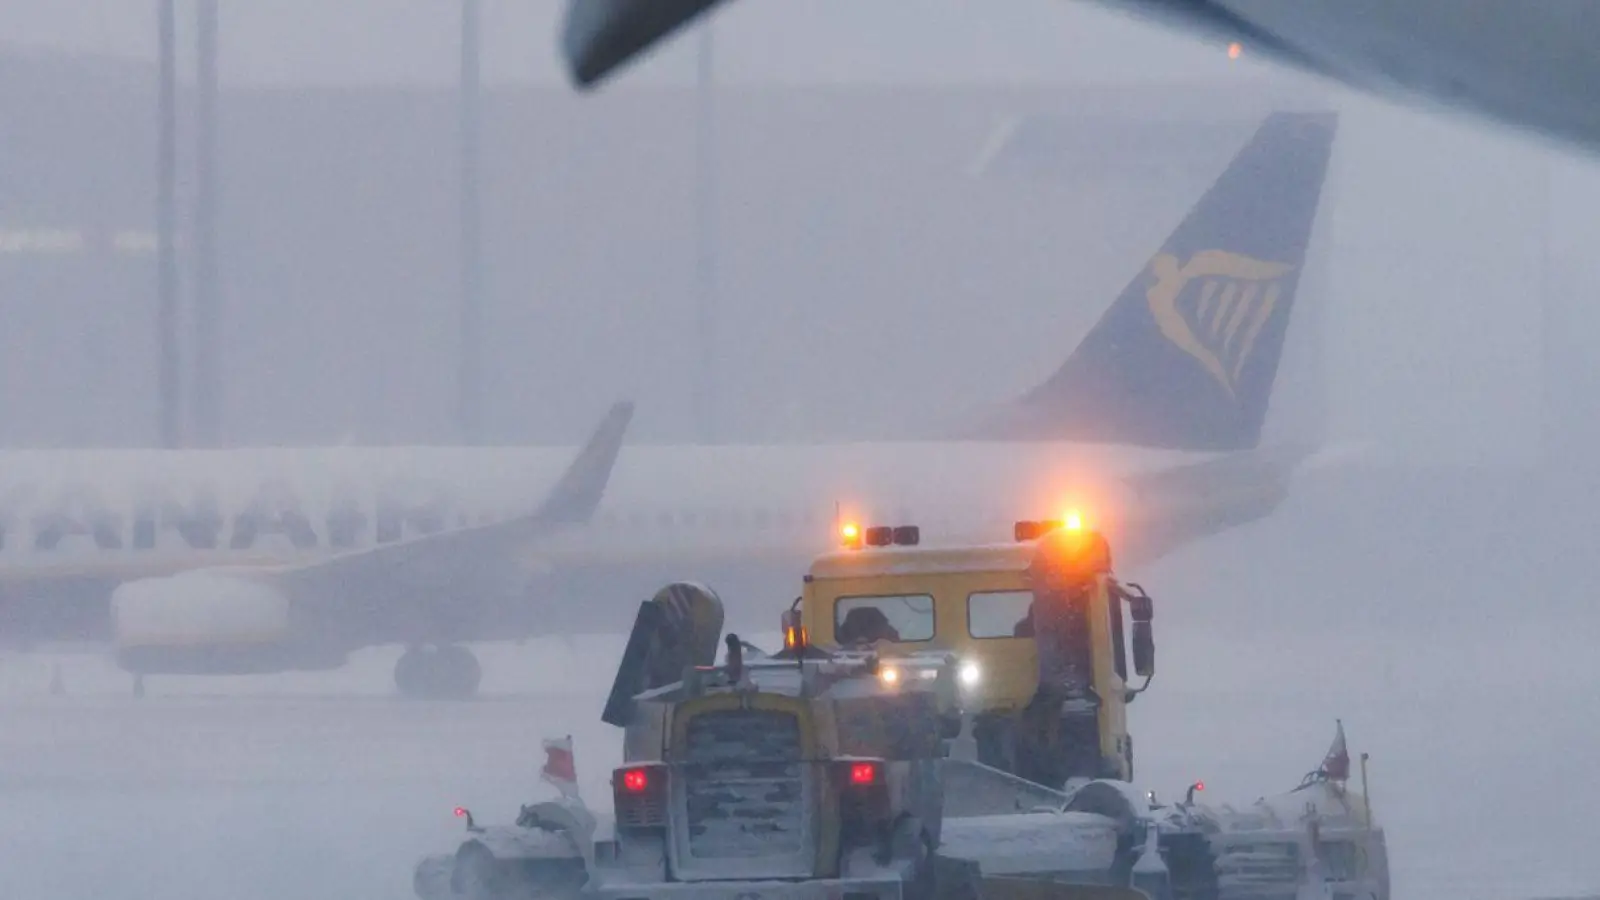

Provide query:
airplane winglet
left=534, top=400, right=636, bottom=526
left=240, top=400, right=636, bottom=600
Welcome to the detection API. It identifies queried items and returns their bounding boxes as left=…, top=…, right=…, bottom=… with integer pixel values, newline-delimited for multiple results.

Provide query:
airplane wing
left=559, top=0, right=1600, bottom=160
left=1093, top=0, right=1600, bottom=158
left=561, top=0, right=727, bottom=88
left=244, top=400, right=635, bottom=602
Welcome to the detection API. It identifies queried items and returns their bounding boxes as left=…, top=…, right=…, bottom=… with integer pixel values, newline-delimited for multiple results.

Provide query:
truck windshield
left=834, top=594, right=935, bottom=643
left=968, top=590, right=1035, bottom=638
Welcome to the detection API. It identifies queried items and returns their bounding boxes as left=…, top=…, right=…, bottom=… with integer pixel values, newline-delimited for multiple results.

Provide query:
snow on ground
left=6, top=627, right=1592, bottom=900
left=4, top=466, right=1599, bottom=899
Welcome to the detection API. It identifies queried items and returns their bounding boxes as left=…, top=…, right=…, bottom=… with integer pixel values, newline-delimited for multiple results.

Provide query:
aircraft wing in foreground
left=561, top=0, right=728, bottom=88
left=560, top=0, right=1600, bottom=160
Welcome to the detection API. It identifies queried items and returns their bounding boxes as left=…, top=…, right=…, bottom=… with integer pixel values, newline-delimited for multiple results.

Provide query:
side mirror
left=1132, top=621, right=1154, bottom=679
left=454, top=806, right=483, bottom=833
left=1124, top=583, right=1155, bottom=679
left=779, top=608, right=809, bottom=657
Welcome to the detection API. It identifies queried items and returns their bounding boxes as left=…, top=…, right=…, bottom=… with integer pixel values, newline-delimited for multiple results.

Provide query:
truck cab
left=795, top=518, right=1155, bottom=790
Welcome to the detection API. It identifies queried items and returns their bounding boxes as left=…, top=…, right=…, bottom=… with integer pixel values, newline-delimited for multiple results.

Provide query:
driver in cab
left=835, top=605, right=902, bottom=645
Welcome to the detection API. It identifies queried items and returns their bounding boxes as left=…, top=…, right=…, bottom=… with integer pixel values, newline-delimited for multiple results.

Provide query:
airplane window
left=681, top=511, right=699, bottom=527
left=833, top=594, right=935, bottom=644
left=753, top=509, right=770, bottom=529
left=968, top=590, right=1035, bottom=639
left=656, top=511, right=674, bottom=529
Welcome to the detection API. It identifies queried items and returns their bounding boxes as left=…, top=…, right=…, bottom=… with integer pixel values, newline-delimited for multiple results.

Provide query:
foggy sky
left=0, top=1, right=1597, bottom=463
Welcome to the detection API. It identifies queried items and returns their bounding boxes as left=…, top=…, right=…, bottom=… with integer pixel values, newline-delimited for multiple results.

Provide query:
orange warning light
left=1227, top=42, right=1242, bottom=60
left=840, top=522, right=862, bottom=547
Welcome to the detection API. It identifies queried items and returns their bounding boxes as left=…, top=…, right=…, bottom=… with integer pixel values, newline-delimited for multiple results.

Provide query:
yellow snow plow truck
left=413, top=522, right=1391, bottom=900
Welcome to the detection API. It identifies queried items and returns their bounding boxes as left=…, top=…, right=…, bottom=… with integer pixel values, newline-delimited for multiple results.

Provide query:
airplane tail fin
left=968, top=111, right=1338, bottom=451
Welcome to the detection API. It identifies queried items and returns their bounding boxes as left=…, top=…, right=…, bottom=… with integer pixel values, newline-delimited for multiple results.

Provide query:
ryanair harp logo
left=1145, top=249, right=1294, bottom=398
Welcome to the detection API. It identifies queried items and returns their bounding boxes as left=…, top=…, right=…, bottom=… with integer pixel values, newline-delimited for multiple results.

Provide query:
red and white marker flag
left=542, top=735, right=580, bottom=799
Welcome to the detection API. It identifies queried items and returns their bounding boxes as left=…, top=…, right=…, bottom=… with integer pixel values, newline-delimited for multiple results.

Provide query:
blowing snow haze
left=2, top=2, right=1600, bottom=900
left=0, top=0, right=1594, bottom=457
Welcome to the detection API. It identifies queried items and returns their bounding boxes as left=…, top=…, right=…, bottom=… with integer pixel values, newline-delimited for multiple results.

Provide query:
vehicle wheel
left=890, top=817, right=937, bottom=899
left=452, top=843, right=508, bottom=900
left=1163, top=832, right=1220, bottom=900
left=973, top=716, right=1009, bottom=770
left=909, top=831, right=937, bottom=900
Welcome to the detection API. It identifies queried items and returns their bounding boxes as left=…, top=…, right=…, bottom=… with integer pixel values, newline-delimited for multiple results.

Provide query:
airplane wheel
left=443, top=644, right=483, bottom=697
left=395, top=645, right=482, bottom=700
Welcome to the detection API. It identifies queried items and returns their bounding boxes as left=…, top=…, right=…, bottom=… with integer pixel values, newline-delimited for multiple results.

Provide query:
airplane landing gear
left=394, top=644, right=482, bottom=700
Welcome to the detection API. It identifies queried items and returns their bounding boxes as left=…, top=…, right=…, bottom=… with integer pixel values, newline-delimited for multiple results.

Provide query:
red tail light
left=614, top=764, right=667, bottom=828
left=835, top=758, right=885, bottom=789
left=836, top=758, right=890, bottom=849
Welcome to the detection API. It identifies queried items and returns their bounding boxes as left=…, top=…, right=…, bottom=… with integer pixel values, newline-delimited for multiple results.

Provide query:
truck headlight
left=958, top=660, right=981, bottom=687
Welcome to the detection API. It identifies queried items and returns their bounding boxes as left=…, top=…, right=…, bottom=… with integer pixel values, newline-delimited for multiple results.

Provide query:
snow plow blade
left=975, top=877, right=1149, bottom=900
left=936, top=857, right=1149, bottom=900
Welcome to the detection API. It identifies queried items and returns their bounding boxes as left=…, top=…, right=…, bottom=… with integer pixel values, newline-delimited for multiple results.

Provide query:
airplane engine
left=109, top=571, right=326, bottom=675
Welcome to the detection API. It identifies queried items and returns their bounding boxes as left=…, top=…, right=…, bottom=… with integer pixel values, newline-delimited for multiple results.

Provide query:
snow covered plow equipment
left=414, top=519, right=1389, bottom=900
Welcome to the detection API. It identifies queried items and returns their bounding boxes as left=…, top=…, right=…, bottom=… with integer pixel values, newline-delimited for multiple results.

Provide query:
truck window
left=968, top=590, right=1035, bottom=639
left=834, top=594, right=935, bottom=644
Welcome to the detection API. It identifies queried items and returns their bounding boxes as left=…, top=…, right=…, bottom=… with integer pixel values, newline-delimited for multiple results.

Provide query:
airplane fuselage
left=0, top=440, right=1200, bottom=575
left=1, top=438, right=1254, bottom=681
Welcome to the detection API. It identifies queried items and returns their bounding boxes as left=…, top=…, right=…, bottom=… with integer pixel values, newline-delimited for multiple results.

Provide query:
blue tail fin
left=973, top=111, right=1337, bottom=451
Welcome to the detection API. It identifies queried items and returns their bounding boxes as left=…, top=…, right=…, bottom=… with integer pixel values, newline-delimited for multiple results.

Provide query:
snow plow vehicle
left=414, top=523, right=1390, bottom=900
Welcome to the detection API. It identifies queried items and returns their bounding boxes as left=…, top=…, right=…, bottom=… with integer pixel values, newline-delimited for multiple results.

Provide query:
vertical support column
left=156, top=0, right=181, bottom=448
left=1535, top=157, right=1563, bottom=470
left=692, top=22, right=718, bottom=443
left=193, top=0, right=221, bottom=446
left=457, top=0, right=484, bottom=444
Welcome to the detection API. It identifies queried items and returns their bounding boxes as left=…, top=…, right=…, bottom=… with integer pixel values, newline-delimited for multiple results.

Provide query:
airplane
left=0, top=109, right=1338, bottom=700
left=560, top=0, right=1600, bottom=159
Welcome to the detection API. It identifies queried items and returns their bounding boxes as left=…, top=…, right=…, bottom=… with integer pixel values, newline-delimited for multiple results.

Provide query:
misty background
left=0, top=0, right=1594, bottom=465
left=8, top=5, right=1600, bottom=900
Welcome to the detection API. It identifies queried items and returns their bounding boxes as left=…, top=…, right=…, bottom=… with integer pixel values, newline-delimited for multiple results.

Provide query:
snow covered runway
left=4, top=466, right=1599, bottom=899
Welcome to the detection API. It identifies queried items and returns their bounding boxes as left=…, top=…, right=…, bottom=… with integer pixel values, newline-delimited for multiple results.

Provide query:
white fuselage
left=0, top=440, right=1206, bottom=581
